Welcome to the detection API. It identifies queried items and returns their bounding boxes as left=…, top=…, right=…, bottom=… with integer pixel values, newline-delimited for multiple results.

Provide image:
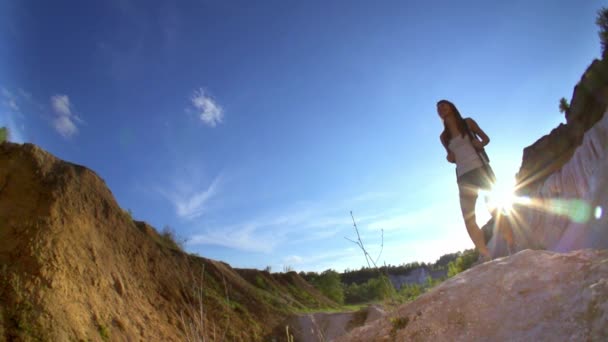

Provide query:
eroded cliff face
left=487, top=109, right=608, bottom=256
left=486, top=58, right=608, bottom=257
left=516, top=58, right=608, bottom=192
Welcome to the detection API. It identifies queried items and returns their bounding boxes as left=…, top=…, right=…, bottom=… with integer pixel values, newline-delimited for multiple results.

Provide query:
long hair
left=437, top=99, right=467, bottom=140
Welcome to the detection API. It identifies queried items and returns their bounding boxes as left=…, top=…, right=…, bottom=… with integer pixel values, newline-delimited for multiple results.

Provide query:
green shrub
left=343, top=274, right=396, bottom=304
left=390, top=316, right=409, bottom=333
left=597, top=7, right=608, bottom=58
left=160, top=225, right=187, bottom=251
left=559, top=97, right=570, bottom=114
left=311, top=269, right=344, bottom=304
left=255, top=275, right=266, bottom=289
left=366, top=275, right=396, bottom=300
left=98, top=324, right=110, bottom=341
left=447, top=249, right=479, bottom=277
left=0, top=127, right=8, bottom=142
left=398, top=283, right=423, bottom=301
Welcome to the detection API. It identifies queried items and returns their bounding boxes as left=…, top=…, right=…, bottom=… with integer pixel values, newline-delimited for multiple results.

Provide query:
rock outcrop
left=337, top=249, right=608, bottom=341
left=487, top=109, right=608, bottom=256
left=486, top=57, right=608, bottom=257
left=516, top=58, right=608, bottom=192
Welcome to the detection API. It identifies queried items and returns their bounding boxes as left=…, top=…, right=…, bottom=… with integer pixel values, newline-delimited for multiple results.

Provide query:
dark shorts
left=457, top=165, right=496, bottom=222
left=457, top=165, right=495, bottom=191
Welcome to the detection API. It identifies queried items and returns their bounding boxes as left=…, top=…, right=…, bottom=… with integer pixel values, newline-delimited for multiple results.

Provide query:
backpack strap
left=463, top=118, right=490, bottom=164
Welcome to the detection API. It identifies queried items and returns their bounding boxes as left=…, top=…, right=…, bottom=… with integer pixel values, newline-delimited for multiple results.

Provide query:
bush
left=559, top=97, right=570, bottom=114
left=398, top=283, right=423, bottom=301
left=447, top=249, right=479, bottom=277
left=343, top=274, right=396, bottom=304
left=160, top=225, right=187, bottom=251
left=366, top=275, right=396, bottom=300
left=0, top=127, right=8, bottom=142
left=311, top=269, right=344, bottom=304
left=597, top=7, right=608, bottom=58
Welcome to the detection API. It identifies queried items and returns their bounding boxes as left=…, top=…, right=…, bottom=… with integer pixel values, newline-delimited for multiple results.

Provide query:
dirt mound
left=0, top=142, right=336, bottom=341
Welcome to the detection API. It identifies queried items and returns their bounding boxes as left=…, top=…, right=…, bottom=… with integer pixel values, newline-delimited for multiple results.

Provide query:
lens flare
left=595, top=206, right=603, bottom=220
left=545, top=199, right=593, bottom=223
left=483, top=181, right=517, bottom=215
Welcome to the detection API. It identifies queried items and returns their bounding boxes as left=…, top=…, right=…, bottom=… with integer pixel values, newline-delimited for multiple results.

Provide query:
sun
left=482, top=180, right=517, bottom=215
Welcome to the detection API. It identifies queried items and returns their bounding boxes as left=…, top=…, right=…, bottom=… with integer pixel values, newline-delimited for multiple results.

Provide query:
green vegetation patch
left=390, top=316, right=410, bottom=338
left=98, top=324, right=110, bottom=342
left=0, top=127, right=8, bottom=142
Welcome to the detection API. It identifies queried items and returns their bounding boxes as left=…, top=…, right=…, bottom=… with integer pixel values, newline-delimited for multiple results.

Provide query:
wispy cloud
left=280, top=248, right=359, bottom=272
left=190, top=88, right=223, bottom=127
left=51, top=94, right=82, bottom=138
left=283, top=255, right=304, bottom=265
left=18, top=88, right=32, bottom=101
left=187, top=194, right=382, bottom=254
left=285, top=224, right=471, bottom=272
left=0, top=86, right=28, bottom=142
left=1, top=88, right=19, bottom=112
left=159, top=173, right=222, bottom=220
left=189, top=223, right=280, bottom=253
left=365, top=206, right=437, bottom=231
left=188, top=211, right=342, bottom=253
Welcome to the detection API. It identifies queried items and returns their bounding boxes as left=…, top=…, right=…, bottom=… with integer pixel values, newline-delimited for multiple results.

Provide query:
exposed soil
left=0, top=142, right=339, bottom=341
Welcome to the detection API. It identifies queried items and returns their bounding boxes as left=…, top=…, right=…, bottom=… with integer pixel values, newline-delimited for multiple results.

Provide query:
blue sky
left=1, top=0, right=604, bottom=272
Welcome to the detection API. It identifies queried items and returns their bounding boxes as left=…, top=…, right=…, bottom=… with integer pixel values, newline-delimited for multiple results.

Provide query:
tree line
left=300, top=249, right=478, bottom=305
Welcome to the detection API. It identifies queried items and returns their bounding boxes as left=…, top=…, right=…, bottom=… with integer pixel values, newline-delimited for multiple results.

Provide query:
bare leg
left=496, top=215, right=515, bottom=254
left=459, top=184, right=491, bottom=258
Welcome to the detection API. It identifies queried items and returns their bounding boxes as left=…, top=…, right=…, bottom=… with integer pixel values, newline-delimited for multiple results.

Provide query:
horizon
left=1, top=0, right=605, bottom=272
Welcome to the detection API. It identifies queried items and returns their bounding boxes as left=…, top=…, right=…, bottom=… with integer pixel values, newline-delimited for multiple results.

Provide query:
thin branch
left=347, top=211, right=395, bottom=304
left=349, top=211, right=373, bottom=268
left=347, top=211, right=384, bottom=269
left=375, top=229, right=384, bottom=266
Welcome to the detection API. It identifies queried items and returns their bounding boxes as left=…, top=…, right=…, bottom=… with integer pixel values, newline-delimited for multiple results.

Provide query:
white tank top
left=448, top=135, right=483, bottom=177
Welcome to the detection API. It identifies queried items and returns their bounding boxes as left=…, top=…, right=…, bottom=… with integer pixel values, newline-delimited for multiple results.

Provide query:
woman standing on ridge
left=437, top=99, right=496, bottom=260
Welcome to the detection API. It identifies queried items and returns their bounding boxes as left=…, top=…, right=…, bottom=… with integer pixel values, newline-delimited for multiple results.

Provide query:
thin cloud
left=51, top=94, right=82, bottom=138
left=18, top=88, right=32, bottom=101
left=283, top=255, right=304, bottom=265
left=0, top=110, right=25, bottom=143
left=0, top=86, right=27, bottom=142
left=159, top=174, right=222, bottom=220
left=187, top=197, right=363, bottom=253
left=189, top=224, right=280, bottom=253
left=187, top=210, right=340, bottom=253
left=190, top=88, right=223, bottom=127
left=1, top=88, right=19, bottom=112
left=365, top=206, right=440, bottom=231
left=51, top=95, right=71, bottom=116
left=282, top=248, right=359, bottom=272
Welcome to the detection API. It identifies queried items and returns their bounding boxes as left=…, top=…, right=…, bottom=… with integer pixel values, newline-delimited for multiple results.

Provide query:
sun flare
left=482, top=180, right=517, bottom=215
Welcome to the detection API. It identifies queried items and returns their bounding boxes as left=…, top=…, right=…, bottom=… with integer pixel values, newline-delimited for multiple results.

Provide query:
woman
left=437, top=99, right=495, bottom=260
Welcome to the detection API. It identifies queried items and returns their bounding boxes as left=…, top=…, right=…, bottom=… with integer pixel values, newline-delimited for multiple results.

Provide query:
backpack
left=464, top=118, right=496, bottom=182
left=464, top=118, right=490, bottom=164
